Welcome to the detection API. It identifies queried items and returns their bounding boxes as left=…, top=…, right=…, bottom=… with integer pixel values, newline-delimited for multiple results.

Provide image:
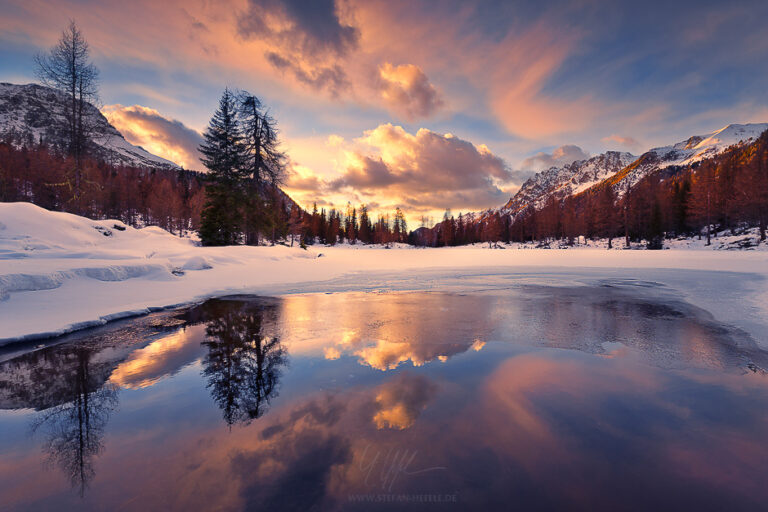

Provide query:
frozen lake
left=1, top=284, right=767, bottom=510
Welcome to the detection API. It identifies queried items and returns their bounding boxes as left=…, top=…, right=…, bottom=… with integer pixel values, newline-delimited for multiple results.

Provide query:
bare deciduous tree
left=35, top=20, right=99, bottom=212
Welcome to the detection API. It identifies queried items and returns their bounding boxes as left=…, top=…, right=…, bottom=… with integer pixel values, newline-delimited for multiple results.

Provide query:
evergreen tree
left=198, top=88, right=249, bottom=246
left=358, top=205, right=372, bottom=243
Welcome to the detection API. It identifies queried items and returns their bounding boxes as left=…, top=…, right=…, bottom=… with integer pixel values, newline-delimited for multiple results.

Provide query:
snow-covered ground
left=1, top=202, right=767, bottom=347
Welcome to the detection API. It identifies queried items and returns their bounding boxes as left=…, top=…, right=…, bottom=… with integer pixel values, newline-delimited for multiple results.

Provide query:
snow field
left=1, top=202, right=767, bottom=347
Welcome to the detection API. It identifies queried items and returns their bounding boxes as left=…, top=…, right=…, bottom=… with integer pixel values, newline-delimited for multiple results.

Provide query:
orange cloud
left=349, top=2, right=593, bottom=137
left=602, top=134, right=643, bottom=152
left=377, top=62, right=443, bottom=120
left=281, top=123, right=515, bottom=222
left=332, top=124, right=512, bottom=210
left=108, top=326, right=206, bottom=389
left=103, top=104, right=204, bottom=170
left=372, top=373, right=437, bottom=429
left=521, top=144, right=589, bottom=171
left=238, top=0, right=359, bottom=96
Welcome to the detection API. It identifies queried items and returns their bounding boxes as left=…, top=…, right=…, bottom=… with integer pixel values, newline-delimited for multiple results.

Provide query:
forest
left=2, top=128, right=767, bottom=249
left=417, top=130, right=768, bottom=248
left=0, top=140, right=410, bottom=246
left=0, top=141, right=205, bottom=236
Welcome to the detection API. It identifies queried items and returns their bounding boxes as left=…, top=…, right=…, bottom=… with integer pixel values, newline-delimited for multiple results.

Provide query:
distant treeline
left=0, top=141, right=412, bottom=246
left=416, top=130, right=768, bottom=248
left=0, top=141, right=204, bottom=234
left=298, top=204, right=409, bottom=246
left=2, top=131, right=766, bottom=249
left=0, top=142, right=294, bottom=241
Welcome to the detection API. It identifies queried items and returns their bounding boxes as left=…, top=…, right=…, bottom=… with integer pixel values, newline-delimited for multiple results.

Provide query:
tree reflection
left=198, top=299, right=288, bottom=427
left=28, top=347, right=119, bottom=497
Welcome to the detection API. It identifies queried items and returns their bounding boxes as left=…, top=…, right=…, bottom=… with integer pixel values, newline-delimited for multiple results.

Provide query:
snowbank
left=1, top=202, right=767, bottom=347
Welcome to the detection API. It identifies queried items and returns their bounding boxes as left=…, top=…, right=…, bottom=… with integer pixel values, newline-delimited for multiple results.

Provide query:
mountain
left=498, top=122, right=768, bottom=220
left=0, top=82, right=179, bottom=170
left=599, top=123, right=768, bottom=193
left=501, top=151, right=636, bottom=216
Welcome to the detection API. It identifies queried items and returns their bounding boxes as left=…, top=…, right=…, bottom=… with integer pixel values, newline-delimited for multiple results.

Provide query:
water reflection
left=30, top=348, right=119, bottom=497
left=0, top=287, right=767, bottom=510
left=0, top=343, right=120, bottom=496
left=372, top=373, right=437, bottom=430
left=108, top=327, right=206, bottom=389
left=280, top=292, right=497, bottom=370
left=185, top=298, right=288, bottom=426
left=0, top=298, right=289, bottom=497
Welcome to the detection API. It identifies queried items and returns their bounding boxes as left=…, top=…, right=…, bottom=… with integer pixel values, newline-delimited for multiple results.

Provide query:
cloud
left=102, top=104, right=204, bottom=170
left=281, top=125, right=517, bottom=220
left=284, top=162, right=326, bottom=191
left=326, top=124, right=512, bottom=212
left=520, top=144, right=589, bottom=171
left=239, top=0, right=358, bottom=58
left=602, top=135, right=642, bottom=152
left=377, top=62, right=443, bottom=120
left=238, top=0, right=359, bottom=96
left=265, top=51, right=350, bottom=95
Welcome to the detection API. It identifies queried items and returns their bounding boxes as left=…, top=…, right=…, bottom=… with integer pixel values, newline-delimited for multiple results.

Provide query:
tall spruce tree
left=198, top=88, right=249, bottom=246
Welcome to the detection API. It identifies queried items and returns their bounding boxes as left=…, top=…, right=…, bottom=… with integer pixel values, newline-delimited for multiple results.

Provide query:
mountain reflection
left=188, top=298, right=288, bottom=427
left=0, top=345, right=120, bottom=497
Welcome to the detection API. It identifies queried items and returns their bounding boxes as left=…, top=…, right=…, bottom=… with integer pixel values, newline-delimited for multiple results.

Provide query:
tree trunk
left=706, top=190, right=711, bottom=246
left=624, top=184, right=631, bottom=248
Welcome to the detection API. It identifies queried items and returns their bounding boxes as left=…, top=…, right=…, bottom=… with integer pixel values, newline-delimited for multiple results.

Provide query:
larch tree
left=35, top=20, right=100, bottom=213
left=688, top=161, right=717, bottom=245
left=596, top=185, right=617, bottom=248
left=237, top=90, right=286, bottom=245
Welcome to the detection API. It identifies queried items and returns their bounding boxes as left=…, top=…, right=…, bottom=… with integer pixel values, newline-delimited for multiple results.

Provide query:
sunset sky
left=2, top=0, right=767, bottom=222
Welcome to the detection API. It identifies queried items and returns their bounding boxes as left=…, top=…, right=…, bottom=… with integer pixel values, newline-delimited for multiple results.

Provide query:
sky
left=2, top=0, right=768, bottom=223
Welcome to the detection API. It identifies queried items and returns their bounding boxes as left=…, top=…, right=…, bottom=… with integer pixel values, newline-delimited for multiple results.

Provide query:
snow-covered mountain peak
left=650, top=122, right=768, bottom=168
left=603, top=122, right=768, bottom=193
left=692, top=123, right=768, bottom=152
left=500, top=151, right=636, bottom=216
left=492, top=121, right=767, bottom=222
left=0, top=82, right=179, bottom=170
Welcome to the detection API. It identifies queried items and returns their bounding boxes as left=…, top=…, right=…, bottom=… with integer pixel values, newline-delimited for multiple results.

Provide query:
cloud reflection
left=108, top=326, right=207, bottom=389
left=372, top=373, right=437, bottom=429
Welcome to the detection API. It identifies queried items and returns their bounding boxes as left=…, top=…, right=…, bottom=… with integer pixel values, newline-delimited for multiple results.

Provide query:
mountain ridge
left=0, top=82, right=180, bottom=170
left=498, top=122, right=768, bottom=221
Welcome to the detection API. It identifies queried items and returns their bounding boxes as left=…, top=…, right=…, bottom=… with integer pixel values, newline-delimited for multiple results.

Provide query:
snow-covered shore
left=1, top=202, right=767, bottom=347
